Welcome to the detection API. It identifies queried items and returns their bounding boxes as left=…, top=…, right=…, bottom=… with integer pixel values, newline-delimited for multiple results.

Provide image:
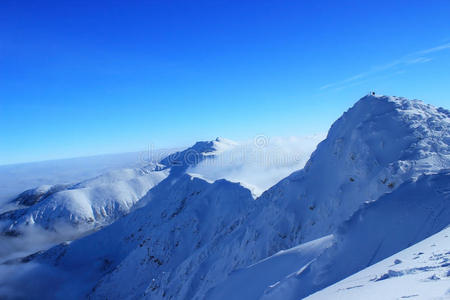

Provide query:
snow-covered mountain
left=222, top=170, right=450, bottom=300
left=0, top=140, right=222, bottom=262
left=1, top=94, right=449, bottom=300
left=0, top=136, right=320, bottom=263
left=0, top=150, right=177, bottom=206
left=0, top=136, right=321, bottom=260
left=0, top=166, right=169, bottom=262
left=208, top=171, right=450, bottom=300
left=257, top=94, right=450, bottom=244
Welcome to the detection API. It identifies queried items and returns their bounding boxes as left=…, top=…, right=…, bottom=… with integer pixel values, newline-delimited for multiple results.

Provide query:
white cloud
left=414, top=43, right=450, bottom=55
left=320, top=42, right=450, bottom=91
left=406, top=57, right=433, bottom=65
left=188, top=135, right=325, bottom=197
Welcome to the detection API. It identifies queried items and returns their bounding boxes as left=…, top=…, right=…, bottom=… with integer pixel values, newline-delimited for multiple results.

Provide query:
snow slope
left=258, top=171, right=450, bottom=299
left=206, top=235, right=335, bottom=300
left=257, top=94, right=450, bottom=244
left=0, top=167, right=169, bottom=262
left=306, top=226, right=450, bottom=300
left=1, top=168, right=169, bottom=231
left=1, top=94, right=449, bottom=300
left=29, top=174, right=254, bottom=300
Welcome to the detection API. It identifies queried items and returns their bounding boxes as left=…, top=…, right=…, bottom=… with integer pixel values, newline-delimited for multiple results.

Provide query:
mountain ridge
left=1, top=94, right=449, bottom=299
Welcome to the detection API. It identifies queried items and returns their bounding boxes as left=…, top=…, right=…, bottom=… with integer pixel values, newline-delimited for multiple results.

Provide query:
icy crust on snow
left=260, top=171, right=450, bottom=300
left=305, top=226, right=450, bottom=300
left=258, top=95, right=450, bottom=243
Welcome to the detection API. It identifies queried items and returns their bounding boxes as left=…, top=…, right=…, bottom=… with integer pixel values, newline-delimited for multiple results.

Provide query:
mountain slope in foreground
left=213, top=170, right=450, bottom=300
left=306, top=226, right=450, bottom=300
left=1, top=94, right=449, bottom=300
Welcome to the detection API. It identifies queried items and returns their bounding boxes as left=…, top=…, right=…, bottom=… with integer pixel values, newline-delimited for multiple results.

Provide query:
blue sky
left=1, top=0, right=450, bottom=165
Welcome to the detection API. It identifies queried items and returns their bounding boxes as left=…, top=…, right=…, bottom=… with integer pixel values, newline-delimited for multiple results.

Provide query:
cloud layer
left=188, top=135, right=325, bottom=197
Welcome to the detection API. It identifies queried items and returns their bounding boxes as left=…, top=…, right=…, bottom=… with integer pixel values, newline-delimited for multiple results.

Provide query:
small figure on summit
left=371, top=91, right=376, bottom=96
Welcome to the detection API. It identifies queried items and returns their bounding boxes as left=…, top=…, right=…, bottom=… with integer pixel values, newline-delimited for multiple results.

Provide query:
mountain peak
left=332, top=94, right=450, bottom=148
left=353, top=93, right=449, bottom=119
left=259, top=94, right=450, bottom=242
left=158, top=138, right=237, bottom=173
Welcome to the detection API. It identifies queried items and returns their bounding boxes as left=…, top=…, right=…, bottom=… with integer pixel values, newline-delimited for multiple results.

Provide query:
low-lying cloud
left=0, top=221, right=91, bottom=264
left=188, top=135, right=325, bottom=197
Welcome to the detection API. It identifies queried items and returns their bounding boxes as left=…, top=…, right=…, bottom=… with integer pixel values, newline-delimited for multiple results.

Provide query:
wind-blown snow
left=306, top=226, right=450, bottom=300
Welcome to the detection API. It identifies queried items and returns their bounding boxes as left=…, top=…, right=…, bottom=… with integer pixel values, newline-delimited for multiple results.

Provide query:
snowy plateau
left=0, top=94, right=449, bottom=300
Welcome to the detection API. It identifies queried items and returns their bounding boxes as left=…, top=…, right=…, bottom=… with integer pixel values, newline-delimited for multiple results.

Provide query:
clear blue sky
left=1, top=0, right=450, bottom=165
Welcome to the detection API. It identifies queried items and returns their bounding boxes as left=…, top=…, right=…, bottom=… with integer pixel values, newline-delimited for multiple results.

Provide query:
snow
left=0, top=94, right=449, bottom=300
left=305, top=227, right=450, bottom=300
left=258, top=170, right=450, bottom=299
left=206, top=235, right=335, bottom=300
left=0, top=151, right=157, bottom=205
left=257, top=95, right=450, bottom=244
left=28, top=173, right=255, bottom=300
left=0, top=138, right=251, bottom=262
left=0, top=167, right=169, bottom=262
